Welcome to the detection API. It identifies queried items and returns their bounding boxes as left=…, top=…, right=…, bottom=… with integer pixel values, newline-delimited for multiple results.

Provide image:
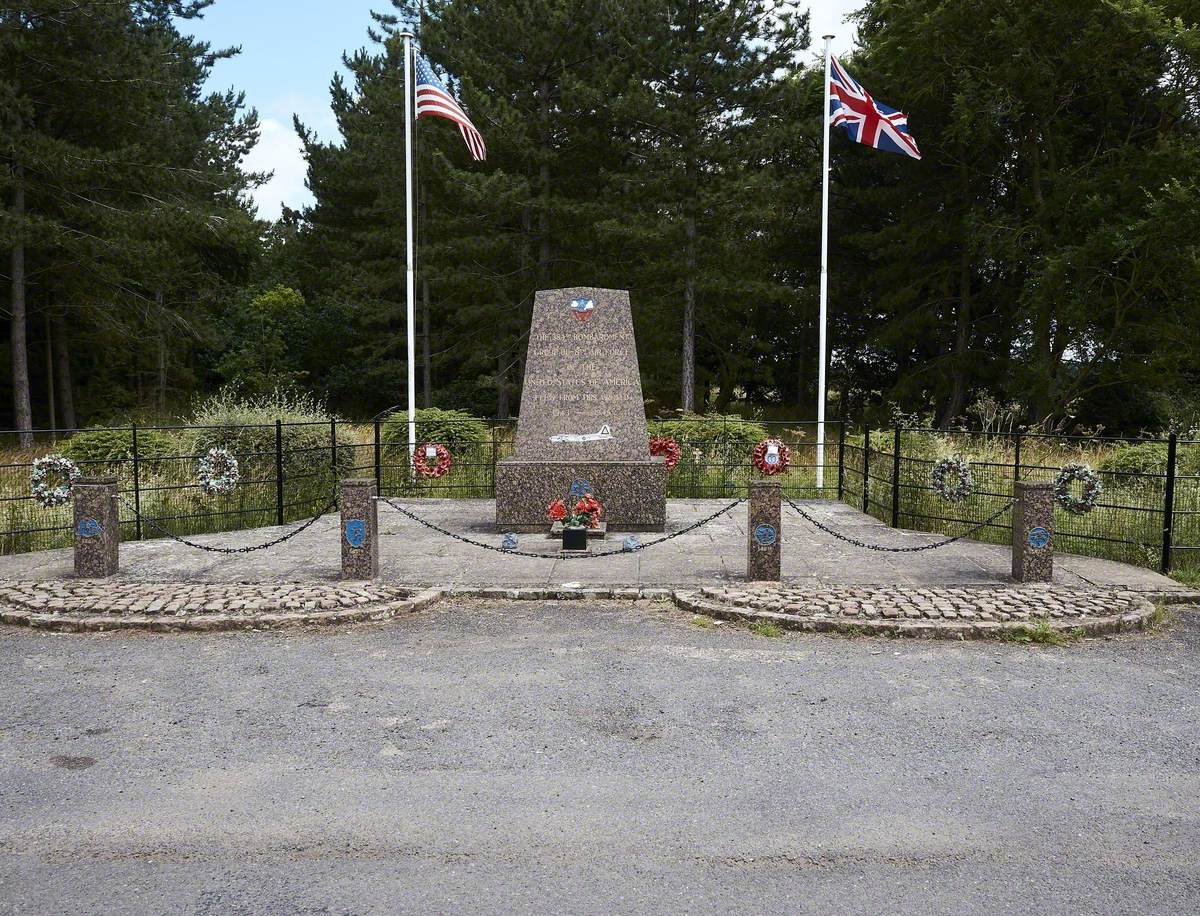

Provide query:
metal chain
left=119, top=497, right=338, bottom=555
left=785, top=496, right=1014, bottom=553
left=377, top=495, right=746, bottom=559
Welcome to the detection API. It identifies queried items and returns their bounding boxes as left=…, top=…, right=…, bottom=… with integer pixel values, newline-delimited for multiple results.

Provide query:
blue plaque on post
left=754, top=524, right=777, bottom=547
left=1028, top=526, right=1050, bottom=549
left=77, top=518, right=102, bottom=539
left=345, top=519, right=367, bottom=549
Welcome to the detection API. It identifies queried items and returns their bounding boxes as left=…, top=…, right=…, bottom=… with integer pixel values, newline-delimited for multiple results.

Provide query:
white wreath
left=197, top=447, right=241, bottom=496
left=1055, top=463, right=1102, bottom=515
left=930, top=456, right=974, bottom=503
left=30, top=454, right=81, bottom=508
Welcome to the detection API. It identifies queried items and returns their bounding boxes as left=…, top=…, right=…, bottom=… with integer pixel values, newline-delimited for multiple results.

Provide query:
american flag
left=829, top=56, right=921, bottom=160
left=415, top=54, right=486, bottom=161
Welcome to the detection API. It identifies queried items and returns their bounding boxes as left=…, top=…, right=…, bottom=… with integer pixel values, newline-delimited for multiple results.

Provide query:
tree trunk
left=421, top=276, right=432, bottom=408
left=10, top=165, right=33, bottom=448
left=537, top=78, right=551, bottom=287
left=681, top=210, right=696, bottom=412
left=496, top=353, right=509, bottom=419
left=45, top=313, right=56, bottom=437
left=156, top=290, right=167, bottom=413
left=939, top=159, right=972, bottom=429
left=51, top=312, right=75, bottom=430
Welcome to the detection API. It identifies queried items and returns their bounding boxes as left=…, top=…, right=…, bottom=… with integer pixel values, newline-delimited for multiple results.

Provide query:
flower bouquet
left=547, top=493, right=604, bottom=550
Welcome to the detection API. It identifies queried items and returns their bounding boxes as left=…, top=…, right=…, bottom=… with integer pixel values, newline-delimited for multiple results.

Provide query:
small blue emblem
left=754, top=524, right=778, bottom=547
left=1028, top=526, right=1050, bottom=549
left=501, top=533, right=519, bottom=551
left=77, top=518, right=102, bottom=539
left=345, top=519, right=367, bottom=548
left=622, top=536, right=641, bottom=552
left=569, top=479, right=594, bottom=498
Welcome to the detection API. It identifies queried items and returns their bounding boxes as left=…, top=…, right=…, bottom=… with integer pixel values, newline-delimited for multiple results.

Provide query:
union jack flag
left=829, top=56, right=920, bottom=160
left=415, top=54, right=486, bottom=161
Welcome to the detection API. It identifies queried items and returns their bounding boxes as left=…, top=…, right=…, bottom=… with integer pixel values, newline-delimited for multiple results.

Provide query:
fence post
left=330, top=417, right=338, bottom=480
left=373, top=417, right=383, bottom=495
left=747, top=479, right=782, bottom=581
left=1013, top=432, right=1022, bottom=483
left=836, top=420, right=846, bottom=501
left=891, top=424, right=902, bottom=528
left=862, top=427, right=871, bottom=513
left=1163, top=432, right=1177, bottom=574
left=721, top=415, right=730, bottom=497
left=131, top=423, right=142, bottom=541
left=1012, top=481, right=1054, bottom=583
left=340, top=478, right=379, bottom=580
left=275, top=419, right=284, bottom=526
left=74, top=477, right=120, bottom=578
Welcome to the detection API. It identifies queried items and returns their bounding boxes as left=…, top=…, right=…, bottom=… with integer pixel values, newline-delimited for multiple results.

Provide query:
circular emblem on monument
left=1028, top=526, right=1050, bottom=549
left=754, top=524, right=777, bottom=547
left=568, top=298, right=594, bottom=322
left=77, top=518, right=102, bottom=539
left=344, top=519, right=367, bottom=549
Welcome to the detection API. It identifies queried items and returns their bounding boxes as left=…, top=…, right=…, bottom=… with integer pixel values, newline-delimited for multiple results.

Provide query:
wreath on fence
left=752, top=439, right=791, bottom=476
left=930, top=456, right=974, bottom=504
left=30, top=454, right=81, bottom=508
left=413, top=442, right=452, bottom=479
left=1055, top=463, right=1103, bottom=514
left=197, top=447, right=241, bottom=496
left=649, top=435, right=682, bottom=471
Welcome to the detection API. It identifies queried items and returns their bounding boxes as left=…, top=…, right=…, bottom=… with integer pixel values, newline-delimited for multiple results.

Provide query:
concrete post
left=74, top=477, right=119, bottom=578
left=1012, top=481, right=1054, bottom=583
left=748, top=480, right=782, bottom=581
left=340, top=479, right=379, bottom=580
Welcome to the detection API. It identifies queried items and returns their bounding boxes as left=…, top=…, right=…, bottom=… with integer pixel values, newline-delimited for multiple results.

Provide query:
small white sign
left=425, top=446, right=439, bottom=460
left=550, top=424, right=615, bottom=444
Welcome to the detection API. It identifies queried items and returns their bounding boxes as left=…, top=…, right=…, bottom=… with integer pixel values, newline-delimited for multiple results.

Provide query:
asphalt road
left=2, top=601, right=1198, bottom=915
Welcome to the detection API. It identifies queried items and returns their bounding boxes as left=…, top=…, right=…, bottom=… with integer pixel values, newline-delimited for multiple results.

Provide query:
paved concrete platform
left=0, top=499, right=1188, bottom=594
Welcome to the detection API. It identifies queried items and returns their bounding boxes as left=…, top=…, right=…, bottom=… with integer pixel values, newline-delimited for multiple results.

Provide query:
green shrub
left=649, top=413, right=769, bottom=460
left=1098, top=442, right=1200, bottom=484
left=61, top=427, right=179, bottom=465
left=381, top=408, right=492, bottom=457
left=187, top=388, right=356, bottom=479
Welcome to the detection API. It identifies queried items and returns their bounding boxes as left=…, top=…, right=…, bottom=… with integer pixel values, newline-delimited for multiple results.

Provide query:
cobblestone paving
left=0, top=581, right=439, bottom=632
left=677, top=584, right=1163, bottom=638
left=699, top=584, right=1151, bottom=622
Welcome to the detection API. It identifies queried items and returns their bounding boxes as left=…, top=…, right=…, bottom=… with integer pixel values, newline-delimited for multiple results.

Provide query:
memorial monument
left=496, top=287, right=667, bottom=532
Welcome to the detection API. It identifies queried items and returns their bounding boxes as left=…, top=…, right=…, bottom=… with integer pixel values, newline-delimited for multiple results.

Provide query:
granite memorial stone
left=74, top=477, right=119, bottom=578
left=340, top=479, right=379, bottom=580
left=747, top=480, right=782, bottom=581
left=496, top=287, right=666, bottom=531
left=1011, top=481, right=1054, bottom=583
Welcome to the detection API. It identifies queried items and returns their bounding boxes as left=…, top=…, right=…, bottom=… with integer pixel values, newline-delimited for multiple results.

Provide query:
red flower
left=546, top=499, right=567, bottom=521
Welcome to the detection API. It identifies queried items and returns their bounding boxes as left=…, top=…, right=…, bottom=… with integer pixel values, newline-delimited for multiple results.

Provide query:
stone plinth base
left=496, top=459, right=666, bottom=532
left=1012, top=481, right=1054, bottom=583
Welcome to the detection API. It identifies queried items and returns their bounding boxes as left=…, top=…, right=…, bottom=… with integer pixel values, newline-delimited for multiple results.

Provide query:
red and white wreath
left=752, top=439, right=791, bottom=476
left=649, top=435, right=682, bottom=471
left=412, top=442, right=452, bottom=479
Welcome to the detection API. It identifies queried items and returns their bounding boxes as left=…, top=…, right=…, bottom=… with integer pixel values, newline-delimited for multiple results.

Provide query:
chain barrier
left=377, top=495, right=746, bottom=559
left=785, top=496, right=1014, bottom=553
left=118, top=496, right=338, bottom=555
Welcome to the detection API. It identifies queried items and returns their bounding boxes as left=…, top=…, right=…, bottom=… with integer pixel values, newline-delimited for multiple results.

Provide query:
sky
left=183, top=1, right=861, bottom=221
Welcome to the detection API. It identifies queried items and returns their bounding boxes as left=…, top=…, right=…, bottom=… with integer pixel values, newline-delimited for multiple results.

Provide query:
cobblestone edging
left=0, top=581, right=1194, bottom=636
left=0, top=582, right=442, bottom=633
left=672, top=585, right=1187, bottom=639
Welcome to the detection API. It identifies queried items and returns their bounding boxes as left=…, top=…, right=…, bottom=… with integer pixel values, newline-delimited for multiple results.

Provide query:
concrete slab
left=0, top=498, right=1189, bottom=594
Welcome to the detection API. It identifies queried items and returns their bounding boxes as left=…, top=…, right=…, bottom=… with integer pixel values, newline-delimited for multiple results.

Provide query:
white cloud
left=244, top=117, right=310, bottom=221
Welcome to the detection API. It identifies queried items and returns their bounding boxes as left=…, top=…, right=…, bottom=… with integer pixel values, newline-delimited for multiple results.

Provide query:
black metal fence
left=842, top=426, right=1200, bottom=574
left=1, top=418, right=1196, bottom=576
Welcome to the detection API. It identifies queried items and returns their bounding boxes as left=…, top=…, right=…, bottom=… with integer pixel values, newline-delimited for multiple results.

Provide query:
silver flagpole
left=816, top=34, right=834, bottom=491
left=402, top=32, right=418, bottom=464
